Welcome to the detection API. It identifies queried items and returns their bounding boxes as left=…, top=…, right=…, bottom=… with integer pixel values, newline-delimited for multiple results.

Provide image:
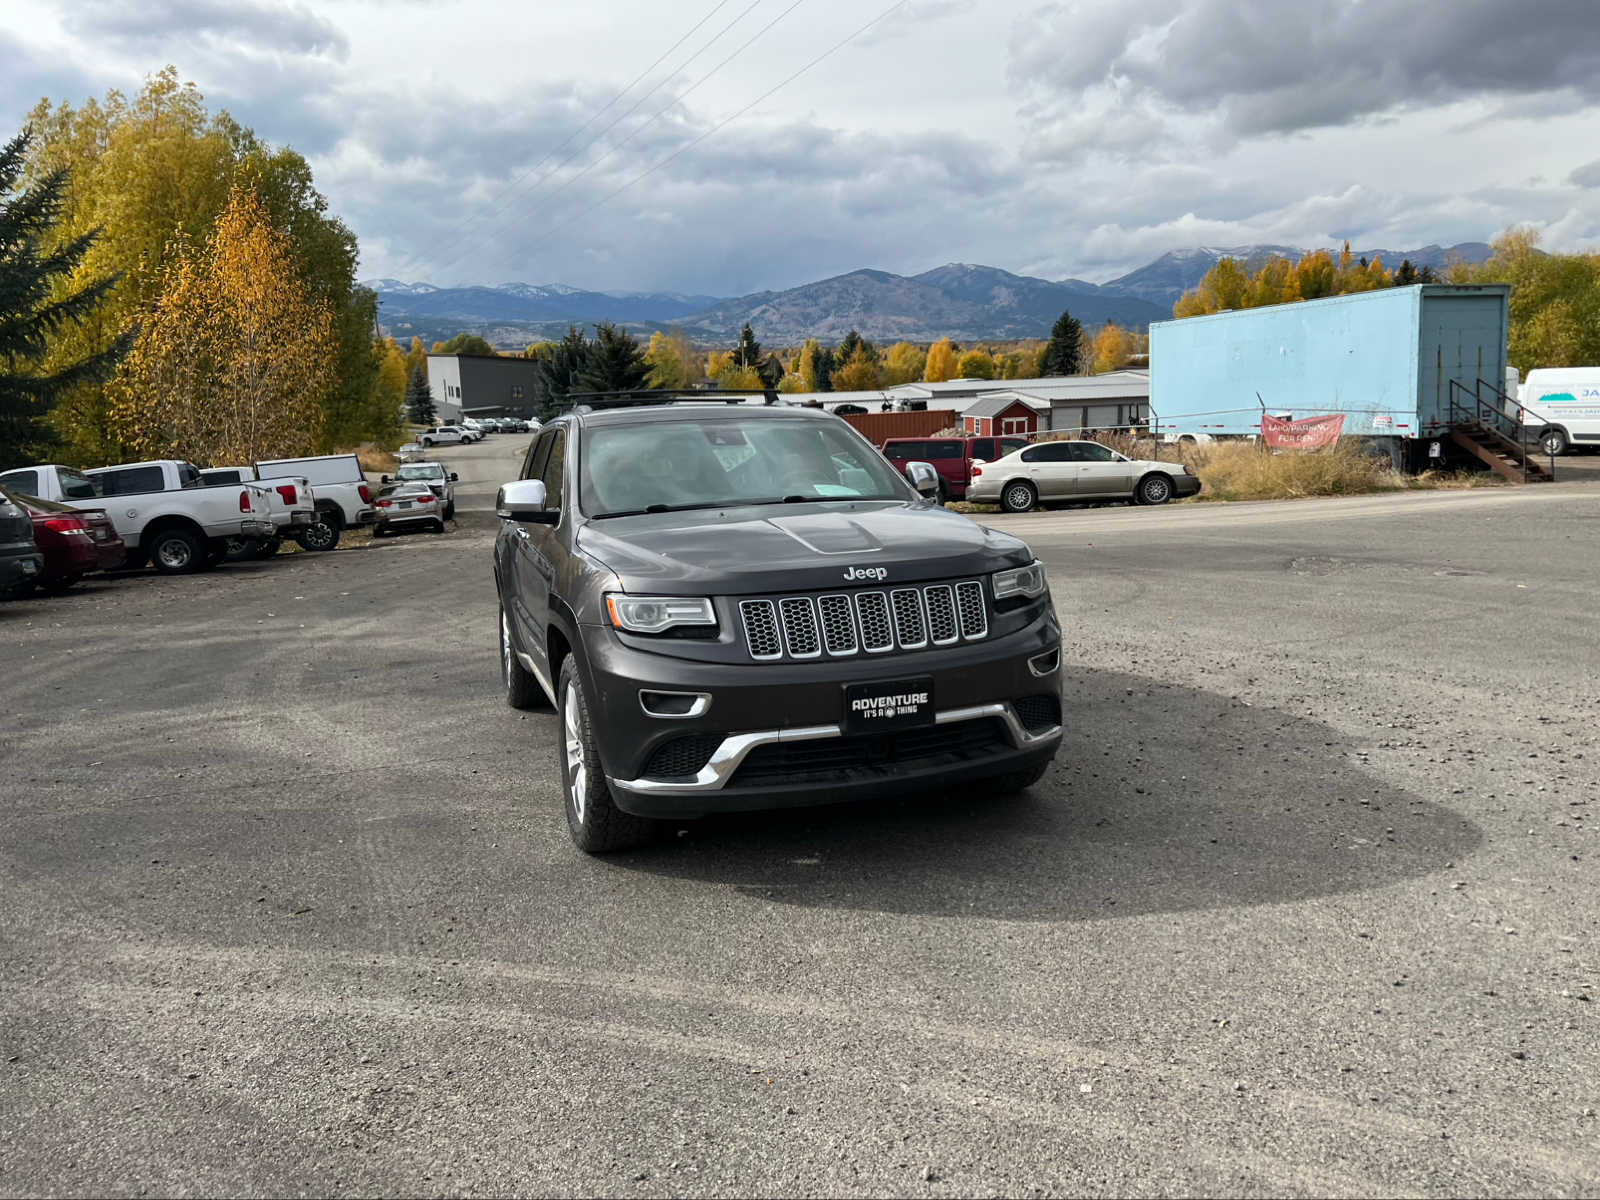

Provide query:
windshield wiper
left=592, top=501, right=749, bottom=519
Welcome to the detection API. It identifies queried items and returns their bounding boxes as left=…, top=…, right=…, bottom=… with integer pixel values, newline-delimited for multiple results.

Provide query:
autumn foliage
left=112, top=184, right=334, bottom=464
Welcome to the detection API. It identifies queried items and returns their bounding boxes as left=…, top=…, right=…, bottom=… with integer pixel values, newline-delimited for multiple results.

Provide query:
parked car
left=0, top=487, right=124, bottom=592
left=453, top=424, right=485, bottom=443
left=381, top=461, right=458, bottom=518
left=373, top=481, right=446, bottom=535
left=418, top=426, right=464, bottom=447
left=0, top=489, right=44, bottom=596
left=494, top=402, right=1062, bottom=854
left=396, top=442, right=426, bottom=462
left=198, top=466, right=316, bottom=559
left=253, top=454, right=378, bottom=550
left=1, top=461, right=275, bottom=574
left=966, top=440, right=1200, bottom=511
left=880, top=435, right=1030, bottom=502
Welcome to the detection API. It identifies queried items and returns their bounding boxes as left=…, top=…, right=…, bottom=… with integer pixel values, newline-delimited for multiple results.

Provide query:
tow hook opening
left=1027, top=648, right=1060, bottom=677
left=639, top=690, right=712, bottom=719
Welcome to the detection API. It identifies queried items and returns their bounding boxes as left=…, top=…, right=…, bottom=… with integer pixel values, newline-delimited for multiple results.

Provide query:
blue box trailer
left=1149, top=284, right=1513, bottom=465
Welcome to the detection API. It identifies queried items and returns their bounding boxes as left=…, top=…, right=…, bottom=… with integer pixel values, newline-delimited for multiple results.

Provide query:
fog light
left=1027, top=648, right=1059, bottom=677
left=639, top=690, right=711, bottom=718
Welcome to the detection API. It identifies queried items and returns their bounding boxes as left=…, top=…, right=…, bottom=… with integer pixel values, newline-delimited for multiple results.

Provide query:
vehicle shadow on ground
left=620, top=668, right=1481, bottom=922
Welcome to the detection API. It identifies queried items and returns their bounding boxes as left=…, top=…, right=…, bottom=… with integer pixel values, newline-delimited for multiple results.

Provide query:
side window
left=926, top=440, right=963, bottom=459
left=1, top=469, right=39, bottom=494
left=1021, top=442, right=1073, bottom=463
left=1001, top=438, right=1028, bottom=457
left=97, top=466, right=165, bottom=495
left=205, top=469, right=242, bottom=484
left=882, top=442, right=915, bottom=461
left=1077, top=443, right=1116, bottom=462
left=59, top=470, right=99, bottom=499
left=971, top=438, right=996, bottom=460
left=541, top=430, right=566, bottom=509
left=522, top=431, right=552, bottom=482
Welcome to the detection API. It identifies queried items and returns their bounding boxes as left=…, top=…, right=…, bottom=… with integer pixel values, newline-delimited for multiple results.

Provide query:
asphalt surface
left=2, top=435, right=1597, bottom=1198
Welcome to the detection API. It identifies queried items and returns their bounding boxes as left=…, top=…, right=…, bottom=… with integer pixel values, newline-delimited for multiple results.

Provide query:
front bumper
left=1172, top=473, right=1202, bottom=498
left=582, top=607, right=1062, bottom=819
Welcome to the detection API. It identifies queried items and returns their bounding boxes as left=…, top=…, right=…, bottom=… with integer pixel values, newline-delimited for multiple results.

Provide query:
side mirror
left=449, top=473, right=459, bottom=482
left=497, top=478, right=557, bottom=524
left=380, top=475, right=391, bottom=484
left=904, top=461, right=940, bottom=499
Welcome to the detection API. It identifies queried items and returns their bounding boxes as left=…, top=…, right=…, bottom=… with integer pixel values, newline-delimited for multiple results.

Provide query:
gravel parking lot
left=2, top=436, right=1597, bottom=1197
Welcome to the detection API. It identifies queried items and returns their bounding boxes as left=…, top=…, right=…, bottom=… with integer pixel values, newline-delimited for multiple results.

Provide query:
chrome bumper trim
left=609, top=701, right=1060, bottom=795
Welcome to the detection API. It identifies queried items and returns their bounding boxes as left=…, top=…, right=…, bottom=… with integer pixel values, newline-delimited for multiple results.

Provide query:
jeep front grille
left=738, top=581, right=988, bottom=661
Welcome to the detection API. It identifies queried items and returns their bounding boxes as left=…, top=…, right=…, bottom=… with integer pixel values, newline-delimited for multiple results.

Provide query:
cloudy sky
left=4, top=0, right=1600, bottom=296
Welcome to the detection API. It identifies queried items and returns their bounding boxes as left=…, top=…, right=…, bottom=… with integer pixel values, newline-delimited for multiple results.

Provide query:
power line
left=399, top=0, right=738, bottom=278
left=429, top=0, right=808, bottom=281
left=521, top=0, right=909, bottom=257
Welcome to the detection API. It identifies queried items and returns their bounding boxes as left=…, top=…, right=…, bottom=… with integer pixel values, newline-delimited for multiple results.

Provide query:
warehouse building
left=426, top=354, right=542, bottom=422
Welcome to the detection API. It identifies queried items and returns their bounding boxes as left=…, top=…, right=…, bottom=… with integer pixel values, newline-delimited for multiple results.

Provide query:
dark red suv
left=880, top=435, right=1029, bottom=502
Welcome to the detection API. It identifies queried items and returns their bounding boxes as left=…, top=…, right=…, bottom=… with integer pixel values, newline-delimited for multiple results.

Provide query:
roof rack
left=560, top=387, right=781, bottom=411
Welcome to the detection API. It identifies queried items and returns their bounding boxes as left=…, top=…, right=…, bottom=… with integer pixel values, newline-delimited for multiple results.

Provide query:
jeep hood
left=577, top=500, right=1032, bottom=594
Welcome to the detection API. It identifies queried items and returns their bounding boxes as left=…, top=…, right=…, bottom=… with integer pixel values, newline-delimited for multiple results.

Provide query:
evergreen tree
left=1040, top=308, right=1083, bottom=376
left=404, top=364, right=435, bottom=424
left=815, top=344, right=835, bottom=392
left=576, top=321, right=648, bottom=393
left=733, top=322, right=763, bottom=367
left=0, top=128, right=127, bottom=469
left=531, top=325, right=592, bottom=416
left=835, top=329, right=874, bottom=367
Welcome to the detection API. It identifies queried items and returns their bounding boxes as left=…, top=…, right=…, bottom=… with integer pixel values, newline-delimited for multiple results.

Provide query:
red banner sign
left=1261, top=412, right=1345, bottom=449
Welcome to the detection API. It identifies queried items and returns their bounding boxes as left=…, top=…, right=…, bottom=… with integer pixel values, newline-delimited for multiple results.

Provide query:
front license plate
left=842, top=676, right=935, bottom=735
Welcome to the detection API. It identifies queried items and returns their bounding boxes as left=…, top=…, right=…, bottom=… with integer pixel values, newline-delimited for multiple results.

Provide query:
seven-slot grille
left=740, top=580, right=987, bottom=661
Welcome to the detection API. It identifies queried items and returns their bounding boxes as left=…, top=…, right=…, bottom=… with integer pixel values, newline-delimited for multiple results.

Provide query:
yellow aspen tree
left=880, top=341, right=927, bottom=386
left=832, top=345, right=882, bottom=391
left=924, top=338, right=957, bottom=382
left=956, top=349, right=995, bottom=379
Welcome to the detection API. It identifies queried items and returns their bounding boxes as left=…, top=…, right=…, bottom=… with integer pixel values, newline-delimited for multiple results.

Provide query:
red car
left=0, top=487, right=125, bottom=592
left=880, top=435, right=1029, bottom=502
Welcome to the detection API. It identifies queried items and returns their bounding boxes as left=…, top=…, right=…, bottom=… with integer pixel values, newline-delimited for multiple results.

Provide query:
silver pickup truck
left=0, top=460, right=274, bottom=574
left=198, top=466, right=316, bottom=559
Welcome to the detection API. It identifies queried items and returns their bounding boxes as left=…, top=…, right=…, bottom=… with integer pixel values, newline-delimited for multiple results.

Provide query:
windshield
left=580, top=417, right=909, bottom=518
left=396, top=464, right=443, bottom=481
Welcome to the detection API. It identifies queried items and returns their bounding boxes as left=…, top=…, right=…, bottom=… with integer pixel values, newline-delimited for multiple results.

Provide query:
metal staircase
left=1447, top=380, right=1554, bottom=484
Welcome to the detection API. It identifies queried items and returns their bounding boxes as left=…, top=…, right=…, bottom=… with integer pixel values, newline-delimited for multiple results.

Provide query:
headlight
left=992, top=561, right=1047, bottom=600
left=605, top=594, right=717, bottom=634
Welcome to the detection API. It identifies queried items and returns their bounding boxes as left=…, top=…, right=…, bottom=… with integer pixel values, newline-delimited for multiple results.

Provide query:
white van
left=1519, top=368, right=1600, bottom=456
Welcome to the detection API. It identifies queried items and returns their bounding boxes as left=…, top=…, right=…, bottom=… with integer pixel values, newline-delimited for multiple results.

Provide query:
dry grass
left=1182, top=440, right=1405, bottom=501
left=348, top=446, right=398, bottom=475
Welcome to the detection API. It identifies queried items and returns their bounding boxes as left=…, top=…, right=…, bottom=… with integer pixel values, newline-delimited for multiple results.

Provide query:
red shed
left=962, top=394, right=1043, bottom=438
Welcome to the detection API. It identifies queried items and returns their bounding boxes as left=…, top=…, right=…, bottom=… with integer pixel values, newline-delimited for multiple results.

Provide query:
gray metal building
left=427, top=354, right=542, bottom=421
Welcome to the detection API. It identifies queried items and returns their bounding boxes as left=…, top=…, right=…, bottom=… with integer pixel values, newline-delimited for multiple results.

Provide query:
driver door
left=508, top=430, right=558, bottom=672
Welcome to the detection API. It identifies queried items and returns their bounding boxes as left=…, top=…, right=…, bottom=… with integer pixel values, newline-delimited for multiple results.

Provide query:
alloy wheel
left=563, top=684, right=587, bottom=823
left=157, top=539, right=191, bottom=569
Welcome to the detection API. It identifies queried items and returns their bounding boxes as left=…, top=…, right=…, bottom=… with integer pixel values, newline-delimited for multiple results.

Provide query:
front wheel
left=1541, top=427, right=1569, bottom=457
left=1137, top=473, right=1174, bottom=505
left=295, top=514, right=341, bottom=552
left=1000, top=481, right=1037, bottom=513
left=558, top=658, right=655, bottom=854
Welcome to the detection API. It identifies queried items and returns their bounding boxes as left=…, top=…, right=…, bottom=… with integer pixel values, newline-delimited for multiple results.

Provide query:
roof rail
left=560, top=387, right=781, bottom=410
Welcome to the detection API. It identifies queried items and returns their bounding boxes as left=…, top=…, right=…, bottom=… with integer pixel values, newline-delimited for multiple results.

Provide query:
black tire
left=557, top=657, right=655, bottom=854
left=222, top=536, right=260, bottom=562
left=500, top=601, right=545, bottom=710
left=1000, top=480, right=1036, bottom=514
left=295, top=513, right=341, bottom=552
left=1541, top=427, right=1569, bottom=457
left=252, top=536, right=282, bottom=560
left=420, top=437, right=433, bottom=447
left=988, top=760, right=1050, bottom=794
left=443, top=502, right=455, bottom=520
left=1137, top=473, right=1174, bottom=505
left=147, top=527, right=205, bottom=575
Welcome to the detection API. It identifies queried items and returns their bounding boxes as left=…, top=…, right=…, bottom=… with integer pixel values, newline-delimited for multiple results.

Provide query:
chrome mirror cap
left=904, top=461, right=940, bottom=498
left=496, top=478, right=549, bottom=520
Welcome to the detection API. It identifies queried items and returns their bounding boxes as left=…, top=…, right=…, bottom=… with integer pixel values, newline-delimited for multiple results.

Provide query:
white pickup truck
left=252, top=454, right=377, bottom=551
left=198, top=466, right=316, bottom=559
left=0, top=460, right=275, bottom=574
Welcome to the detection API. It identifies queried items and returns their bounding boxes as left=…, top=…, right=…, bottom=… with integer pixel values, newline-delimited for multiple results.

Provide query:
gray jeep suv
left=493, top=401, right=1063, bottom=853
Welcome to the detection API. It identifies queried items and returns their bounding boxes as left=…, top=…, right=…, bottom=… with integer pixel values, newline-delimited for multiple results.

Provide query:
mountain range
left=365, top=242, right=1494, bottom=348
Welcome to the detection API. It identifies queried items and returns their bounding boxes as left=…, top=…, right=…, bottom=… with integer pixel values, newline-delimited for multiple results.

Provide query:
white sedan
left=967, top=440, right=1201, bottom=511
